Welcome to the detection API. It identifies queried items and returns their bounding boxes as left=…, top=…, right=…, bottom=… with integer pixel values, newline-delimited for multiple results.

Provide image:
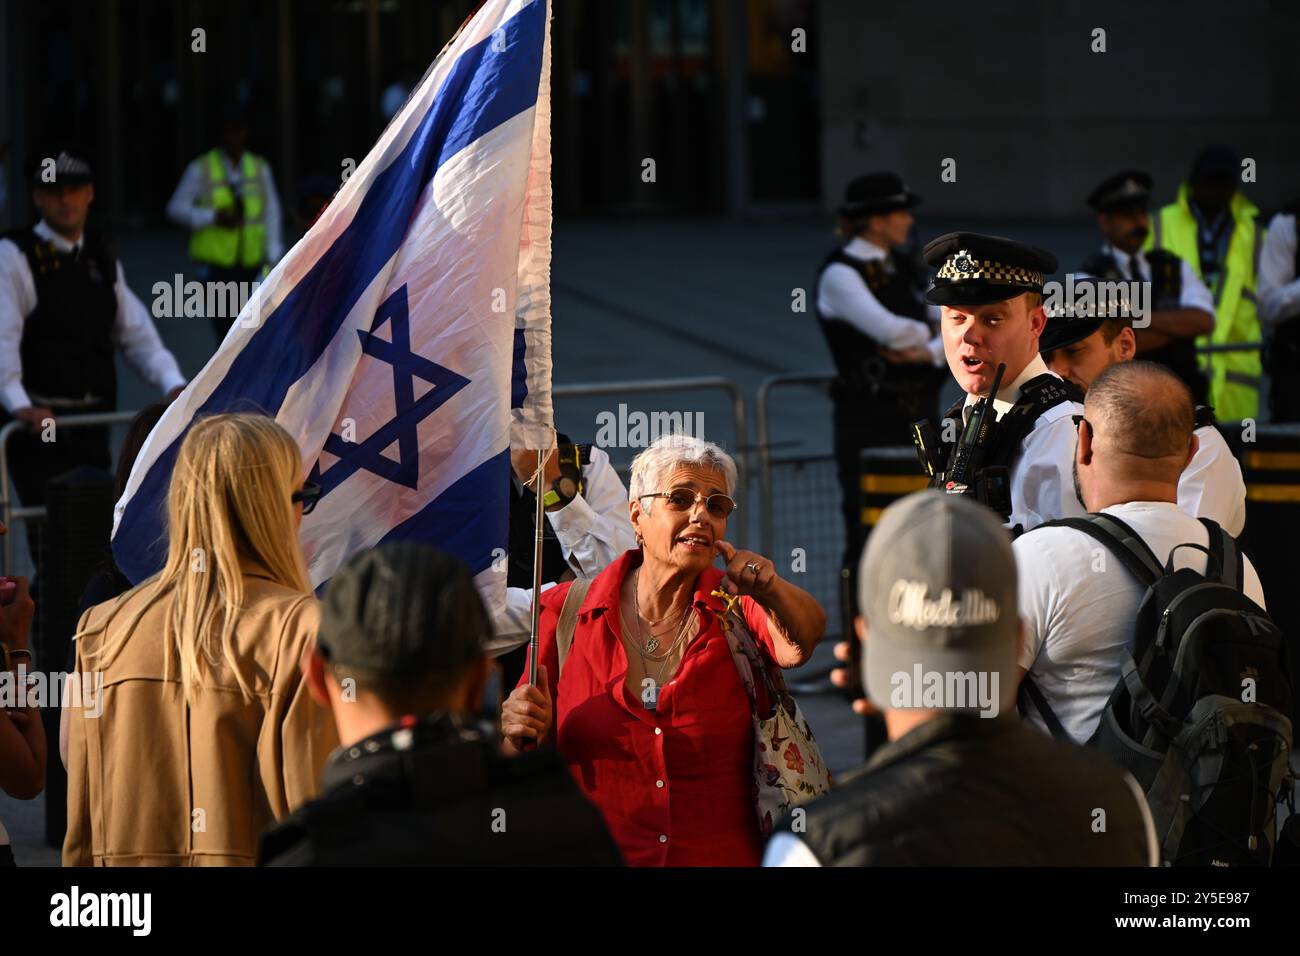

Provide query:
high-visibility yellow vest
left=188, top=149, right=267, bottom=270
left=1146, top=184, right=1265, bottom=420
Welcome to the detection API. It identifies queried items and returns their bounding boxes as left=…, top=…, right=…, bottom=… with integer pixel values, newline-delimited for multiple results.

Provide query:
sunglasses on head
left=639, top=488, right=737, bottom=519
left=292, top=480, right=322, bottom=515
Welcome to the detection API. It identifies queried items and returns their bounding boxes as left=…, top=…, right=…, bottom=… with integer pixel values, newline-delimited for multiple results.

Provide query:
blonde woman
left=62, top=413, right=338, bottom=866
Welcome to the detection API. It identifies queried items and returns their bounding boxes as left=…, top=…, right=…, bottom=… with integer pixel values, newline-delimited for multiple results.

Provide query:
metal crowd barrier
left=0, top=411, right=139, bottom=575
left=554, top=376, right=751, bottom=547
left=754, top=372, right=840, bottom=622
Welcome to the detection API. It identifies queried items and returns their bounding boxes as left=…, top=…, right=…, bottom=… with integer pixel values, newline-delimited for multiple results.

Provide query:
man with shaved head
left=1013, top=361, right=1266, bottom=744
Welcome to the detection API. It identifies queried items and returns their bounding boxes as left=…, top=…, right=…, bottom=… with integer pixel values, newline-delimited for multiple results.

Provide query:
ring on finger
left=745, top=561, right=761, bottom=575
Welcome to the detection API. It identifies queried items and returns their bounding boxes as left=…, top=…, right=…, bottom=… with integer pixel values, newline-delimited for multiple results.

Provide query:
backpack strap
left=1120, top=653, right=1182, bottom=740
left=1017, top=675, right=1072, bottom=743
left=1036, top=513, right=1164, bottom=588
left=555, top=578, right=594, bottom=681
left=1198, top=517, right=1243, bottom=589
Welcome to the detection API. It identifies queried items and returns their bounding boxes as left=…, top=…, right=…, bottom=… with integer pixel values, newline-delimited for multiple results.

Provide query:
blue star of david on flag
left=310, top=284, right=470, bottom=498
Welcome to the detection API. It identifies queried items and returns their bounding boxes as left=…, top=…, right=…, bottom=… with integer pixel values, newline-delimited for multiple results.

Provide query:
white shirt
left=0, top=220, right=187, bottom=413
left=959, top=354, right=1086, bottom=532
left=1258, top=213, right=1300, bottom=327
left=165, top=151, right=285, bottom=264
left=1180, top=423, right=1246, bottom=536
left=762, top=761, right=1159, bottom=867
left=817, top=237, right=944, bottom=362
left=1102, top=242, right=1215, bottom=315
left=1015, top=500, right=1266, bottom=744
left=487, top=446, right=637, bottom=656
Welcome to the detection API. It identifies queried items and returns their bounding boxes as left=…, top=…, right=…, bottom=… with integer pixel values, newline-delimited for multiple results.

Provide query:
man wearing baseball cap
left=1080, top=170, right=1215, bottom=403
left=920, top=232, right=1086, bottom=533
left=1040, top=276, right=1245, bottom=535
left=258, top=542, right=620, bottom=866
left=764, top=491, right=1156, bottom=866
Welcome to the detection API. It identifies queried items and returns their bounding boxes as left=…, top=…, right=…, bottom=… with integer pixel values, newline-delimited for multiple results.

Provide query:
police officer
left=0, top=151, right=186, bottom=551
left=259, top=543, right=621, bottom=866
left=1258, top=197, right=1300, bottom=422
left=1081, top=170, right=1215, bottom=404
left=816, top=172, right=943, bottom=572
left=1146, top=145, right=1266, bottom=421
left=166, top=106, right=284, bottom=344
left=1040, top=276, right=1246, bottom=535
left=921, top=233, right=1086, bottom=532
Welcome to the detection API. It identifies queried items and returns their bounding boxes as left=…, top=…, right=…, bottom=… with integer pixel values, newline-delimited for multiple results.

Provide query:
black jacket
left=780, top=714, right=1153, bottom=866
left=259, top=713, right=622, bottom=866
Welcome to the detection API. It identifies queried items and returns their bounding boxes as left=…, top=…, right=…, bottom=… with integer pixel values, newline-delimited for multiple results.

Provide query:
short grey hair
left=628, top=434, right=737, bottom=510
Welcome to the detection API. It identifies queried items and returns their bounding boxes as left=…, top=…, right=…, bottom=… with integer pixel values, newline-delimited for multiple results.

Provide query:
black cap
left=922, top=232, right=1057, bottom=306
left=838, top=172, right=922, bottom=218
left=1040, top=275, right=1135, bottom=352
left=1087, top=170, right=1152, bottom=212
left=1190, top=144, right=1238, bottom=183
left=30, top=150, right=94, bottom=188
left=317, top=542, right=490, bottom=678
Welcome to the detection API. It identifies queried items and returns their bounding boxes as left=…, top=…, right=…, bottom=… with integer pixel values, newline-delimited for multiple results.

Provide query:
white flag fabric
left=113, top=0, right=554, bottom=621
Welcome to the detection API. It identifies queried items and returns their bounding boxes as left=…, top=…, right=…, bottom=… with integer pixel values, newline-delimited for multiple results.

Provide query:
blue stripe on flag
left=511, top=327, right=528, bottom=409
left=115, top=0, right=547, bottom=584
left=375, top=448, right=511, bottom=577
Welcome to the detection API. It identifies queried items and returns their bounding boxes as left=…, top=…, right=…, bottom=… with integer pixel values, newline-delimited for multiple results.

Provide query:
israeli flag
left=113, top=0, right=554, bottom=620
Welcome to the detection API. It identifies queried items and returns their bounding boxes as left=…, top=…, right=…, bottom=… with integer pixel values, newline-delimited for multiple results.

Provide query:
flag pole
left=527, top=446, right=545, bottom=688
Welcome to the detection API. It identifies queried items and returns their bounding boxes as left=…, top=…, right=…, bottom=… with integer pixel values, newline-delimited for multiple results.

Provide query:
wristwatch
left=543, top=444, right=586, bottom=508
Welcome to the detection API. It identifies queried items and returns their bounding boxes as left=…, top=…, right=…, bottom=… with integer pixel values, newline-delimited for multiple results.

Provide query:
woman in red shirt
left=502, top=435, right=825, bottom=866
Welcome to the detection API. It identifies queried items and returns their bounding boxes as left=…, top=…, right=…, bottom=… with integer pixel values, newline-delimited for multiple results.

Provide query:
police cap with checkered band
left=922, top=232, right=1057, bottom=306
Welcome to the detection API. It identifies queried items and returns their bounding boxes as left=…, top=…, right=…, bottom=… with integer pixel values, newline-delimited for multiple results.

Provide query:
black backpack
left=1021, top=513, right=1295, bottom=866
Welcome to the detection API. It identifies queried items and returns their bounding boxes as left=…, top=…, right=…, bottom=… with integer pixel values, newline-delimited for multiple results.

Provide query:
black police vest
left=935, top=373, right=1083, bottom=478
left=815, top=247, right=933, bottom=394
left=779, top=716, right=1151, bottom=866
left=1081, top=248, right=1204, bottom=395
left=5, top=226, right=119, bottom=408
left=506, top=435, right=592, bottom=588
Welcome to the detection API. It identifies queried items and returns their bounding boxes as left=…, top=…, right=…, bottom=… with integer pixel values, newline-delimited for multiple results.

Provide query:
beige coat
left=63, top=572, right=338, bottom=866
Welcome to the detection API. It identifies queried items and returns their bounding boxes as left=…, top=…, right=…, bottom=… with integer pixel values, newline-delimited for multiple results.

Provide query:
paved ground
left=0, top=213, right=1159, bottom=865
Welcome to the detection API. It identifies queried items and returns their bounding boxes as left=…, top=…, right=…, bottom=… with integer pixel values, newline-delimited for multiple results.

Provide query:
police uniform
left=816, top=173, right=943, bottom=568
left=1040, top=277, right=1247, bottom=535
left=1258, top=198, right=1300, bottom=422
left=166, top=142, right=284, bottom=342
left=0, top=154, right=185, bottom=522
left=1145, top=146, right=1265, bottom=421
left=1081, top=171, right=1215, bottom=404
left=922, top=233, right=1086, bottom=533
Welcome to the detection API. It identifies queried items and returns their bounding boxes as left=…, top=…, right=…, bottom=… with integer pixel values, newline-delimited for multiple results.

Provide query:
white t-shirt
left=1179, top=424, right=1246, bottom=537
left=1015, top=500, right=1266, bottom=744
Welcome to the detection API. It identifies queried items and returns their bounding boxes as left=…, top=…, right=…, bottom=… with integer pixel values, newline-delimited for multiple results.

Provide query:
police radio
left=911, top=362, right=1013, bottom=520
left=946, top=361, right=1005, bottom=489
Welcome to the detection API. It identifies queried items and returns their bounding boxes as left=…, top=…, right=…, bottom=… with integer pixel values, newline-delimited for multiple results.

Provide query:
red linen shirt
left=519, top=550, right=777, bottom=867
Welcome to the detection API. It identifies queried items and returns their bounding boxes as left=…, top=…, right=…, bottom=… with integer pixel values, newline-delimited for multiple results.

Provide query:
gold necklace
left=620, top=601, right=696, bottom=663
